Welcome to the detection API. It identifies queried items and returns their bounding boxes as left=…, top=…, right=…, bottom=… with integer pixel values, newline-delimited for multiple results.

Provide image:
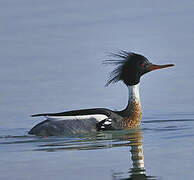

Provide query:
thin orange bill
left=149, top=64, right=175, bottom=71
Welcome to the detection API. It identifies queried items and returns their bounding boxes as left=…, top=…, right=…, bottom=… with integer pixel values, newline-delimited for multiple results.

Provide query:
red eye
left=141, top=63, right=145, bottom=67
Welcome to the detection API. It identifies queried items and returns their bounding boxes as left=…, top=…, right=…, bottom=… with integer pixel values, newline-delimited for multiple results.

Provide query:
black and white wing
left=29, top=108, right=123, bottom=136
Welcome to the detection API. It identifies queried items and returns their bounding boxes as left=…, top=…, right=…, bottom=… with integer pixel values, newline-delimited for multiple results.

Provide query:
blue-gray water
left=1, top=0, right=194, bottom=179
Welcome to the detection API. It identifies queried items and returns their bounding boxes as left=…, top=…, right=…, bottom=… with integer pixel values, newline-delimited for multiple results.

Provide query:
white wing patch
left=100, top=118, right=112, bottom=129
left=46, top=114, right=108, bottom=122
left=103, top=119, right=112, bottom=125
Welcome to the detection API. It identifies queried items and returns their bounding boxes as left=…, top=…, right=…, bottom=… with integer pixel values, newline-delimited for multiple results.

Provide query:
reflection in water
left=35, top=130, right=158, bottom=179
left=111, top=130, right=157, bottom=180
left=0, top=129, right=158, bottom=179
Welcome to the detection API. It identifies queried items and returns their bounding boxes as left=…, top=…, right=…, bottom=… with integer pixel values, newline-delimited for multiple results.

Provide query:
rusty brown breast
left=122, top=84, right=142, bottom=128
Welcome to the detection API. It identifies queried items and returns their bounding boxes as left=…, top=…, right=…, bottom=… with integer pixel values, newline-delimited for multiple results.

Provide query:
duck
left=29, top=51, right=174, bottom=136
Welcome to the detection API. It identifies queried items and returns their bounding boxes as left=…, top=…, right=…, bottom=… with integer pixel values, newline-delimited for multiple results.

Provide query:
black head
left=104, top=51, right=174, bottom=86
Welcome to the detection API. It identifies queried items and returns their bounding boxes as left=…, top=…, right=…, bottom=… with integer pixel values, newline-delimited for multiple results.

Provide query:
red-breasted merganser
left=29, top=51, right=174, bottom=136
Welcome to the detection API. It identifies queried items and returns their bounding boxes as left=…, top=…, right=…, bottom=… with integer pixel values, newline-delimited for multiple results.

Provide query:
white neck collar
left=127, top=83, right=140, bottom=102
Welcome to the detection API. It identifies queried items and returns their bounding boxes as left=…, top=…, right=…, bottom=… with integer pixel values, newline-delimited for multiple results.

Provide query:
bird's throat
left=128, top=83, right=140, bottom=102
left=123, top=84, right=142, bottom=128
